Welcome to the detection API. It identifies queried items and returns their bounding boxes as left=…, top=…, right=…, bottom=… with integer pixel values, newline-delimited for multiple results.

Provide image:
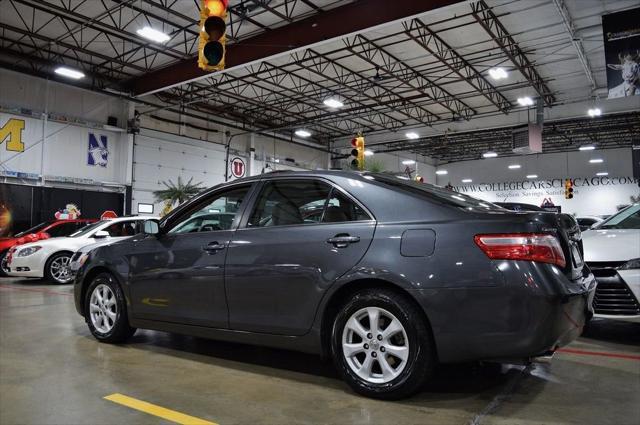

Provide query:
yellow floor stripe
left=104, top=393, right=218, bottom=425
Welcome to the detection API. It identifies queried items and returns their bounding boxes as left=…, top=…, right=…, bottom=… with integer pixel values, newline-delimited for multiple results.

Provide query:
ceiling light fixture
left=462, top=178, right=473, bottom=183
left=579, top=145, right=596, bottom=151
left=405, top=132, right=419, bottom=140
left=136, top=26, right=171, bottom=43
left=596, top=172, right=609, bottom=176
left=488, top=67, right=508, bottom=80
left=588, top=108, right=602, bottom=117
left=364, top=150, right=374, bottom=156
left=526, top=174, right=538, bottom=179
left=435, top=170, right=448, bottom=175
left=54, top=66, right=85, bottom=79
left=508, top=164, right=521, bottom=169
left=482, top=151, right=498, bottom=158
left=402, top=159, right=416, bottom=165
left=323, top=98, right=344, bottom=108
left=294, top=129, right=311, bottom=138
left=517, top=96, right=534, bottom=106
left=589, top=158, right=604, bottom=164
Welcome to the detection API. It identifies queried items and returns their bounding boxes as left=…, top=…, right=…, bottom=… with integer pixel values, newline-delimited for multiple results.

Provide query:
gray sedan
left=73, top=171, right=595, bottom=399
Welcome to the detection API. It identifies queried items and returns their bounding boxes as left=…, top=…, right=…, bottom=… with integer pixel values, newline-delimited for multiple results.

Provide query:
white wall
left=435, top=147, right=639, bottom=216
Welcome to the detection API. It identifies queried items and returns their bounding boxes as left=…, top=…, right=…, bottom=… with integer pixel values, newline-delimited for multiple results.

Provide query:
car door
left=225, top=178, right=376, bottom=336
left=128, top=184, right=253, bottom=327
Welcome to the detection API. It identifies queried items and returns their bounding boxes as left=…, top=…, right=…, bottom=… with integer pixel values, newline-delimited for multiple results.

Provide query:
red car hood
left=0, top=234, right=45, bottom=251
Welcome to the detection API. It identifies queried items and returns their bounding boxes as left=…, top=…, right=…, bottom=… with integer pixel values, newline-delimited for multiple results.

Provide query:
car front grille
left=588, top=262, right=640, bottom=316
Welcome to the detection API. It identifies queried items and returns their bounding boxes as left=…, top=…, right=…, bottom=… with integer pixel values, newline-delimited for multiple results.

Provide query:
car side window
left=102, top=220, right=139, bottom=237
left=247, top=180, right=371, bottom=228
left=46, top=222, right=78, bottom=237
left=168, top=186, right=251, bottom=234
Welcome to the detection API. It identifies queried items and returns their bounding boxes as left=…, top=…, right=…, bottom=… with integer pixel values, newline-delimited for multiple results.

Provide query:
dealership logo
left=88, top=133, right=108, bottom=167
left=230, top=157, right=246, bottom=178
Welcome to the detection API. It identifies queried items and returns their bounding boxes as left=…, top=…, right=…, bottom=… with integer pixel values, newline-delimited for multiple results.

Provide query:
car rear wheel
left=44, top=252, right=73, bottom=284
left=85, top=272, right=136, bottom=343
left=331, top=288, right=436, bottom=400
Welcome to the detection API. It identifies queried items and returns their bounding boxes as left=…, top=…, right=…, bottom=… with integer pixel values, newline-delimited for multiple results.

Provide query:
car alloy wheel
left=49, top=255, right=72, bottom=283
left=342, top=307, right=409, bottom=384
left=89, top=284, right=117, bottom=334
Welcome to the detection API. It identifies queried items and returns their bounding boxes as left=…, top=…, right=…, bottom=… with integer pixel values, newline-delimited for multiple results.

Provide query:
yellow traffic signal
left=198, top=0, right=228, bottom=71
left=564, top=178, right=574, bottom=199
left=350, top=134, right=365, bottom=170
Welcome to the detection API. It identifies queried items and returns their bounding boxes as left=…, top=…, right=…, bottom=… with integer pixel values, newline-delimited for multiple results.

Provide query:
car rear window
left=367, top=173, right=504, bottom=212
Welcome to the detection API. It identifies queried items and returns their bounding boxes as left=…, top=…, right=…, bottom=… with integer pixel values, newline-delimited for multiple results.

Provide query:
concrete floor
left=1, top=278, right=639, bottom=425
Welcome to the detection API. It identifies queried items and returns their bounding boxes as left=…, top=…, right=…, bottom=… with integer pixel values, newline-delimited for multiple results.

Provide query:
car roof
left=104, top=216, right=160, bottom=222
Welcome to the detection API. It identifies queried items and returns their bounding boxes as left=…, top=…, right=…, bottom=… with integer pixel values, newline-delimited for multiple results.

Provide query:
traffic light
left=350, top=134, right=365, bottom=170
left=198, top=0, right=228, bottom=71
left=564, top=178, right=574, bottom=199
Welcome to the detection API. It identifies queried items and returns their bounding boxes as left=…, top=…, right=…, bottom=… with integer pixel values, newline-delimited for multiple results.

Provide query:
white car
left=575, top=215, right=604, bottom=232
left=6, top=216, right=157, bottom=284
left=582, top=203, right=640, bottom=323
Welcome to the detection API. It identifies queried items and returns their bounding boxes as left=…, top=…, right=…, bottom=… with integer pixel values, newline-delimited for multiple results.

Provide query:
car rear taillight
left=474, top=233, right=566, bottom=268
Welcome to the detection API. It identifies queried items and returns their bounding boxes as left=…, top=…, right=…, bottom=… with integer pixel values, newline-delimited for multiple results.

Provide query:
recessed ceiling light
left=136, top=26, right=171, bottom=43
left=364, top=150, right=374, bottom=156
left=482, top=151, right=498, bottom=158
left=526, top=174, right=538, bottom=179
left=588, top=108, right=602, bottom=117
left=402, top=159, right=416, bottom=165
left=323, top=98, right=344, bottom=108
left=405, top=132, right=419, bottom=140
left=294, top=129, right=311, bottom=137
left=488, top=67, right=508, bottom=80
left=596, top=172, right=608, bottom=176
left=589, top=158, right=603, bottom=163
left=508, top=164, right=521, bottom=169
left=54, top=66, right=85, bottom=79
left=579, top=145, right=595, bottom=151
left=436, top=170, right=448, bottom=175
left=462, top=178, right=473, bottom=183
left=517, top=96, right=534, bottom=106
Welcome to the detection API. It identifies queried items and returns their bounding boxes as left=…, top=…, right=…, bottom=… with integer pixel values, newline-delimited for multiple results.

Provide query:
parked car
left=73, top=171, right=594, bottom=399
left=576, top=215, right=604, bottom=232
left=0, top=219, right=95, bottom=276
left=582, top=203, right=640, bottom=323
left=5, top=216, right=156, bottom=284
left=494, top=202, right=545, bottom=212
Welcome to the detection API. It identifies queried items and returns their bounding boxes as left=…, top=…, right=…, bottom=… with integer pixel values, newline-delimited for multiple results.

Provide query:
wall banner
left=87, top=133, right=109, bottom=167
left=602, top=7, right=640, bottom=99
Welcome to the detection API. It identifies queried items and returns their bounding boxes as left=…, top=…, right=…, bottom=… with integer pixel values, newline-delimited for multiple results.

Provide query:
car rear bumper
left=412, top=262, right=596, bottom=363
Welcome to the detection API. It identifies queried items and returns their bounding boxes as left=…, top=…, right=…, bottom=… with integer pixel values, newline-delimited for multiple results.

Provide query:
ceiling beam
left=127, top=0, right=462, bottom=96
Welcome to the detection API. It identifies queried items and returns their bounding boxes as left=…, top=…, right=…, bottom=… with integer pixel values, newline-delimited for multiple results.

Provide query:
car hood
left=582, top=229, right=640, bottom=262
left=13, top=236, right=89, bottom=252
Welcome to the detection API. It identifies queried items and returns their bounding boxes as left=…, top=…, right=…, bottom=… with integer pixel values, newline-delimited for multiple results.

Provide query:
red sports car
left=0, top=219, right=95, bottom=276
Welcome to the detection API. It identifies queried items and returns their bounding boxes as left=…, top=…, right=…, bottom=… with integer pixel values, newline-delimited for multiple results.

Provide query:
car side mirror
left=142, top=220, right=160, bottom=235
left=94, top=230, right=110, bottom=239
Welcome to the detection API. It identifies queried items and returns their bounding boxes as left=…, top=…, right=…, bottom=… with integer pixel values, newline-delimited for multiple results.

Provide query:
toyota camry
left=73, top=171, right=595, bottom=399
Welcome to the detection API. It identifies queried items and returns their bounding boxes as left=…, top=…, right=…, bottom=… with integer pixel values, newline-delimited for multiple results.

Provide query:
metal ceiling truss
left=471, top=0, right=556, bottom=106
left=402, top=17, right=512, bottom=114
left=379, top=112, right=639, bottom=162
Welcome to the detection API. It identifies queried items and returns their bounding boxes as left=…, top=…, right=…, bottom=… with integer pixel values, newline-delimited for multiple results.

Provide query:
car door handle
left=203, top=242, right=226, bottom=254
left=327, top=235, right=360, bottom=248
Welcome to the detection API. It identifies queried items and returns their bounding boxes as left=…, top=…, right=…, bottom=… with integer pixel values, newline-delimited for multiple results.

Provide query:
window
left=102, top=220, right=139, bottom=237
left=248, top=180, right=371, bottom=228
left=168, top=186, right=250, bottom=234
left=46, top=222, right=80, bottom=237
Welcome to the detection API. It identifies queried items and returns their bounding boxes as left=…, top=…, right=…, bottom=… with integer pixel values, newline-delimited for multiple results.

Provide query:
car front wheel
left=331, top=288, right=435, bottom=399
left=84, top=272, right=136, bottom=343
left=44, top=252, right=73, bottom=284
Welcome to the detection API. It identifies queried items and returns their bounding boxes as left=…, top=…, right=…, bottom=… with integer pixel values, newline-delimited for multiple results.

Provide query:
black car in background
left=74, top=171, right=595, bottom=399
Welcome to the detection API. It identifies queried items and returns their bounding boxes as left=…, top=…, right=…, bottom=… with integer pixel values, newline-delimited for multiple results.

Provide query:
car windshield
left=70, top=220, right=108, bottom=237
left=368, top=173, right=504, bottom=212
left=14, top=221, right=54, bottom=237
left=596, top=204, right=640, bottom=230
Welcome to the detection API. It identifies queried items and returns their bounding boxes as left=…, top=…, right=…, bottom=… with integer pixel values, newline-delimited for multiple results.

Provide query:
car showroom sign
left=451, top=176, right=639, bottom=215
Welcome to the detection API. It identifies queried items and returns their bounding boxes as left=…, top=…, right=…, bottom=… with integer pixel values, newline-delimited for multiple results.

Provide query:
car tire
left=44, top=252, right=73, bottom=284
left=84, top=272, right=136, bottom=343
left=0, top=250, right=8, bottom=277
left=331, top=288, right=436, bottom=400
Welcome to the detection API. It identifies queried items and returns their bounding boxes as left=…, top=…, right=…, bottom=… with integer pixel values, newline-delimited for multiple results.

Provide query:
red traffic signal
left=199, top=0, right=228, bottom=71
